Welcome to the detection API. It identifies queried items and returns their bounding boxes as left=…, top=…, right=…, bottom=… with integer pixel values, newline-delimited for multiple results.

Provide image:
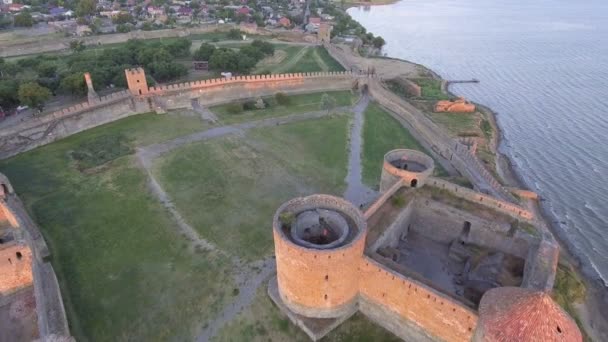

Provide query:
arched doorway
left=410, top=179, right=418, bottom=188
left=1, top=184, right=8, bottom=197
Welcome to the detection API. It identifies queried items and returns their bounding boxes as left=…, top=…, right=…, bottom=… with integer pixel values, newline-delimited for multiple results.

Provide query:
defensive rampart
left=359, top=256, right=478, bottom=342
left=366, top=79, right=515, bottom=201
left=0, top=176, right=71, bottom=339
left=0, top=72, right=356, bottom=160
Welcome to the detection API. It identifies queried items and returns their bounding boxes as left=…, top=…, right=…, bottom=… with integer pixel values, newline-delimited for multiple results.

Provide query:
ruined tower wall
left=359, top=256, right=478, bottom=342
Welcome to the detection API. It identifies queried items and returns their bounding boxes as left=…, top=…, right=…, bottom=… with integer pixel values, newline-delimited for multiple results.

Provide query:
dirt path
left=196, top=258, right=276, bottom=342
left=273, top=46, right=309, bottom=74
left=343, top=94, right=377, bottom=207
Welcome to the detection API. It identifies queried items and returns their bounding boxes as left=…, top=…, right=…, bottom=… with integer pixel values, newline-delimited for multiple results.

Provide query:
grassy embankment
left=361, top=102, right=448, bottom=189
left=210, top=90, right=355, bottom=124
left=0, top=114, right=236, bottom=341
left=553, top=261, right=590, bottom=341
left=154, top=113, right=352, bottom=260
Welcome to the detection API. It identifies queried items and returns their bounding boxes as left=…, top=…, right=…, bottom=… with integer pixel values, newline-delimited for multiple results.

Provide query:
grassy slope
left=154, top=114, right=350, bottom=260
left=0, top=113, right=232, bottom=341
left=362, top=102, right=444, bottom=188
left=210, top=90, right=355, bottom=124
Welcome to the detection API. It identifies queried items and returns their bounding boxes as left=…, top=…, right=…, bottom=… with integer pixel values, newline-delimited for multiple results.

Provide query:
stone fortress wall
left=0, top=174, right=72, bottom=340
left=272, top=148, right=563, bottom=342
left=0, top=70, right=356, bottom=160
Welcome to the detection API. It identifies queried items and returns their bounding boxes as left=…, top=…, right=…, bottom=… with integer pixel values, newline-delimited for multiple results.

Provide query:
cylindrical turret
left=273, top=194, right=367, bottom=318
left=380, top=149, right=435, bottom=192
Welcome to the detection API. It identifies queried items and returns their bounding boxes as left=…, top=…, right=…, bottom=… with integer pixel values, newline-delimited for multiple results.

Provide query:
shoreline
left=445, top=75, right=608, bottom=341
left=365, top=48, right=608, bottom=339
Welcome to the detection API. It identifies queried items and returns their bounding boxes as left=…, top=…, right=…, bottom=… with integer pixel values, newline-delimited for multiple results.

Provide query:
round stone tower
left=273, top=194, right=367, bottom=318
left=380, top=149, right=435, bottom=192
left=474, top=287, right=582, bottom=342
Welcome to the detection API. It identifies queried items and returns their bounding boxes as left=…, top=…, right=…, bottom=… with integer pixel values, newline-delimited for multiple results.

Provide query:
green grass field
left=361, top=102, right=446, bottom=188
left=411, top=78, right=449, bottom=100
left=257, top=45, right=345, bottom=74
left=154, top=114, right=350, bottom=260
left=210, top=90, right=356, bottom=124
left=0, top=113, right=231, bottom=341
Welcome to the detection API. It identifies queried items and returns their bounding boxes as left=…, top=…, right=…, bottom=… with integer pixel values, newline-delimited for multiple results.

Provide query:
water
left=349, top=0, right=608, bottom=284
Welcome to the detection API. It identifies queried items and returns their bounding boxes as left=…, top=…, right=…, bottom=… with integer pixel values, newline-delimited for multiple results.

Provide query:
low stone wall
left=359, top=256, right=478, bottom=342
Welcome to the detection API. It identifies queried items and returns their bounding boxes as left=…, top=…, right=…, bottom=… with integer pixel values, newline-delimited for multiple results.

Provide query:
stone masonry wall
left=0, top=242, right=33, bottom=295
left=273, top=194, right=367, bottom=319
left=427, top=178, right=534, bottom=221
left=0, top=72, right=356, bottom=160
left=359, top=256, right=478, bottom=342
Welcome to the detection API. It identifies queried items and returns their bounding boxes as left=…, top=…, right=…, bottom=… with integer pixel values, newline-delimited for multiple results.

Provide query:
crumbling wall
left=359, top=256, right=478, bottom=342
left=412, top=199, right=530, bottom=258
left=427, top=178, right=534, bottom=221
left=368, top=201, right=415, bottom=252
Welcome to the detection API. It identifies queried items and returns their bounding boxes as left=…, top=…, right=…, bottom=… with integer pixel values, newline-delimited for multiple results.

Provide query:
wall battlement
left=146, top=71, right=355, bottom=94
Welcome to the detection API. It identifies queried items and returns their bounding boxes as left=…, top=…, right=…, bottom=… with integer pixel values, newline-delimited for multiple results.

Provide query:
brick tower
left=125, top=68, right=149, bottom=96
left=84, top=72, right=98, bottom=103
left=318, top=23, right=332, bottom=44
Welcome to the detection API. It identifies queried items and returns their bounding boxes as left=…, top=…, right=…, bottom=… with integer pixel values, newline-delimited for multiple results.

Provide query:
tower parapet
left=273, top=194, right=367, bottom=319
left=380, top=149, right=435, bottom=191
left=84, top=72, right=98, bottom=103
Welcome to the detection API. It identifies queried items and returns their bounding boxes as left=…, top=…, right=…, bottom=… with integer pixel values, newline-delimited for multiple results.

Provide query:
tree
left=372, top=36, right=386, bottom=49
left=76, top=0, right=97, bottom=17
left=70, top=40, right=86, bottom=53
left=193, top=43, right=216, bottom=61
left=0, top=80, right=19, bottom=108
left=275, top=92, right=291, bottom=106
left=113, top=13, right=133, bottom=25
left=14, top=12, right=33, bottom=27
left=36, top=61, right=58, bottom=78
left=227, top=29, right=242, bottom=40
left=18, top=82, right=51, bottom=112
left=320, top=93, right=336, bottom=113
left=116, top=24, right=132, bottom=33
left=59, top=72, right=87, bottom=96
left=0, top=14, right=12, bottom=29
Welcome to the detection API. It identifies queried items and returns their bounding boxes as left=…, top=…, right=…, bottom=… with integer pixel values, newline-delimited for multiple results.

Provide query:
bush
left=275, top=92, right=291, bottom=106
left=242, top=100, right=256, bottom=111
left=225, top=103, right=243, bottom=114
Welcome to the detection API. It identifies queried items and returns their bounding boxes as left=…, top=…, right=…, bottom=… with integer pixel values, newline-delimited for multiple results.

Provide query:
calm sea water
left=349, top=0, right=608, bottom=284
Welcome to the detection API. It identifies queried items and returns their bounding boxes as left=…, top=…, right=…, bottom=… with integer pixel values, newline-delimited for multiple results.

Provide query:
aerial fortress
left=0, top=38, right=583, bottom=341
